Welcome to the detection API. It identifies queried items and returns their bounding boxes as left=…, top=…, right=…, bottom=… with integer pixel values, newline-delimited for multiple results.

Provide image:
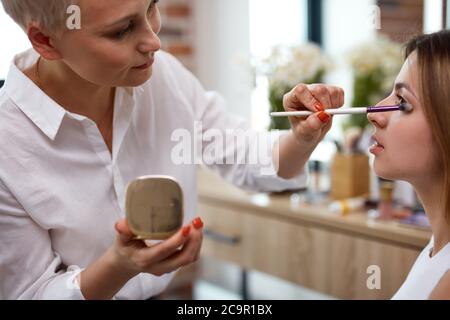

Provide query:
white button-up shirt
left=0, top=49, right=307, bottom=300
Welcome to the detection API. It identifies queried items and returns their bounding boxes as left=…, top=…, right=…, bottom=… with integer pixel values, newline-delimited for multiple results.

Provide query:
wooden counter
left=197, top=167, right=431, bottom=300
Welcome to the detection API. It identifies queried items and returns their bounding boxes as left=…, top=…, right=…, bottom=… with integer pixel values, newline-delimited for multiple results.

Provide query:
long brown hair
left=405, top=30, right=450, bottom=221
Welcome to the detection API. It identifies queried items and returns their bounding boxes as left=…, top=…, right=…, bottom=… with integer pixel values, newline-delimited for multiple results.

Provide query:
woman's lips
left=370, top=135, right=385, bottom=156
left=133, top=57, right=154, bottom=69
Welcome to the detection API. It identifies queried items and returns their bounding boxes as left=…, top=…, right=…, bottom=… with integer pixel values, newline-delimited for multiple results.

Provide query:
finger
left=323, top=118, right=333, bottom=133
left=326, top=86, right=345, bottom=109
left=295, top=112, right=332, bottom=140
left=190, top=217, right=204, bottom=260
left=192, top=216, right=204, bottom=230
left=283, top=84, right=323, bottom=113
left=138, top=225, right=191, bottom=264
left=190, top=231, right=203, bottom=261
left=338, top=87, right=345, bottom=107
left=326, top=86, right=340, bottom=109
left=182, top=228, right=203, bottom=263
left=308, top=84, right=332, bottom=110
left=115, top=219, right=135, bottom=243
left=193, top=231, right=204, bottom=261
left=147, top=228, right=203, bottom=275
left=306, top=112, right=330, bottom=131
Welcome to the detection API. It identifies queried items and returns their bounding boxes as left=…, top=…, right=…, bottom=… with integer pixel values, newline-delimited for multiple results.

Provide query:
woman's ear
left=27, top=22, right=63, bottom=60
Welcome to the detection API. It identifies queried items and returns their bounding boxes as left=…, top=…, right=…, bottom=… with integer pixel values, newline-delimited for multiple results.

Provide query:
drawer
left=199, top=203, right=245, bottom=266
left=199, top=202, right=330, bottom=293
left=199, top=201, right=420, bottom=299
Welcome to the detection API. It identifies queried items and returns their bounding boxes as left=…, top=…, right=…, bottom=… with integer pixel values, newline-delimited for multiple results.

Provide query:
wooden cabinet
left=198, top=168, right=430, bottom=300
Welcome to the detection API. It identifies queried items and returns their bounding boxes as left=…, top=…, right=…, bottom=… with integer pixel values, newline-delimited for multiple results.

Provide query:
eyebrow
left=395, top=82, right=411, bottom=90
left=103, top=0, right=154, bottom=29
left=395, top=82, right=418, bottom=98
left=104, top=13, right=139, bottom=28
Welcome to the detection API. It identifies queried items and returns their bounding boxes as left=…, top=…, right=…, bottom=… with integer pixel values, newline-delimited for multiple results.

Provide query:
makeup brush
left=270, top=103, right=413, bottom=118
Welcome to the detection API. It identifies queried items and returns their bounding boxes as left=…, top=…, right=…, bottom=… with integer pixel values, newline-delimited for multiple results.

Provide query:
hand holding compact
left=112, top=217, right=204, bottom=277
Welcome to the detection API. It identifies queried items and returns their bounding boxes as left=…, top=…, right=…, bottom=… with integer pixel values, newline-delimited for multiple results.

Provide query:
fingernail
left=314, top=103, right=324, bottom=112
left=182, top=226, right=191, bottom=237
left=318, top=111, right=331, bottom=123
left=192, top=217, right=204, bottom=229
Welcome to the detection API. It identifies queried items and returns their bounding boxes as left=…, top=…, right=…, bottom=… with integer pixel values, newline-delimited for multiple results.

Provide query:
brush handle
left=271, top=108, right=367, bottom=117
left=270, top=106, right=400, bottom=117
left=367, top=105, right=401, bottom=113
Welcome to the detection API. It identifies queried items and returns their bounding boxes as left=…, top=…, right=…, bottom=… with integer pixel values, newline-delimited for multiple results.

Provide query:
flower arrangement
left=259, top=43, right=333, bottom=130
left=346, top=36, right=404, bottom=130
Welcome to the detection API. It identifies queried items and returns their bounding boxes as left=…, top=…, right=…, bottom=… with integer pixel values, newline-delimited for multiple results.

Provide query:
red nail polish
left=192, top=217, right=204, bottom=229
left=314, top=103, right=324, bottom=112
left=182, top=226, right=191, bottom=237
left=318, top=111, right=331, bottom=123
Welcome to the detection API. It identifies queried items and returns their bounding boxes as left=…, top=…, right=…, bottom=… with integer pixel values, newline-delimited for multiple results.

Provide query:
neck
left=38, top=59, right=114, bottom=123
left=413, top=175, right=450, bottom=256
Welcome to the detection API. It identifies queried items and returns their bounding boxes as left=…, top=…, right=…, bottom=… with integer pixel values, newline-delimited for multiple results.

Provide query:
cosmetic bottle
left=328, top=197, right=367, bottom=216
left=307, top=160, right=329, bottom=204
left=310, top=160, right=321, bottom=193
left=377, top=180, right=395, bottom=220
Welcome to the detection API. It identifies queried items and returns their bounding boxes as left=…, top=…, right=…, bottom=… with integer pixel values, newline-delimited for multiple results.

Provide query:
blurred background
left=0, top=0, right=448, bottom=300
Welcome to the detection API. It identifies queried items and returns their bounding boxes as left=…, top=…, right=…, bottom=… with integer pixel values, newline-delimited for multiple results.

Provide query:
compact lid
left=125, top=176, right=184, bottom=239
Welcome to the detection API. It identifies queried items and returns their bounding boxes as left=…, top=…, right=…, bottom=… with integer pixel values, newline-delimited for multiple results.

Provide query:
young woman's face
left=368, top=52, right=439, bottom=185
left=52, top=0, right=161, bottom=87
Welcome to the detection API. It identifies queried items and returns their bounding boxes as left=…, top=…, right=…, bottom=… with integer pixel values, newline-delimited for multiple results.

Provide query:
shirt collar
left=4, top=49, right=66, bottom=141
left=4, top=49, right=136, bottom=141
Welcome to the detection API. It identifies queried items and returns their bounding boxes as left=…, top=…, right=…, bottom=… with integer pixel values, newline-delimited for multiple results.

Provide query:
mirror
left=125, top=176, right=184, bottom=240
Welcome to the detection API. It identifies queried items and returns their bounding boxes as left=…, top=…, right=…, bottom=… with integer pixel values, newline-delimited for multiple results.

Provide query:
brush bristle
left=400, top=102, right=413, bottom=113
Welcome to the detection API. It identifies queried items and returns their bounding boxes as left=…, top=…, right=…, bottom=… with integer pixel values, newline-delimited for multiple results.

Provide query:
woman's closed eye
left=396, top=94, right=414, bottom=113
left=112, top=0, right=160, bottom=40
left=113, top=22, right=135, bottom=39
left=396, top=94, right=406, bottom=106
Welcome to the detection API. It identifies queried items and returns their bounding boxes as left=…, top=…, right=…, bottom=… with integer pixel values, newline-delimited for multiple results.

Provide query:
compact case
left=125, top=176, right=184, bottom=240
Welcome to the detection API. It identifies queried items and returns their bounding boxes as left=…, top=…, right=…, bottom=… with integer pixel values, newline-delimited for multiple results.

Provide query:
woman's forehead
left=395, top=53, right=418, bottom=91
left=79, top=0, right=148, bottom=27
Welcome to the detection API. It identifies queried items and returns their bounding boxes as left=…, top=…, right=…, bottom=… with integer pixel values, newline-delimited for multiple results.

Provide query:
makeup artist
left=0, top=0, right=343, bottom=300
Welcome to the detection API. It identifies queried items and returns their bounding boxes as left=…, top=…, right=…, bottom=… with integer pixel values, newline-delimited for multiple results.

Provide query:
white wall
left=323, top=0, right=377, bottom=101
left=323, top=0, right=377, bottom=58
left=322, top=0, right=377, bottom=140
left=249, top=0, right=308, bottom=130
left=0, top=9, right=31, bottom=79
left=193, top=0, right=252, bottom=120
left=249, top=0, right=307, bottom=60
left=424, top=0, right=444, bottom=33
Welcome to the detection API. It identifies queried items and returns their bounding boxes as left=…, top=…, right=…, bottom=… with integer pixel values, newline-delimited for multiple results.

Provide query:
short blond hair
left=1, top=0, right=77, bottom=32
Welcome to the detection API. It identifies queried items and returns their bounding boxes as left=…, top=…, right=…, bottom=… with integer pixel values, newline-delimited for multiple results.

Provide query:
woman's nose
left=367, top=98, right=390, bottom=128
left=137, top=26, right=161, bottom=54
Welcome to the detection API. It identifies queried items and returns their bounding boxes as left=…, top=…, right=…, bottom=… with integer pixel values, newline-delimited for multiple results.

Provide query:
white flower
left=259, top=43, right=333, bottom=93
left=347, top=36, right=403, bottom=78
